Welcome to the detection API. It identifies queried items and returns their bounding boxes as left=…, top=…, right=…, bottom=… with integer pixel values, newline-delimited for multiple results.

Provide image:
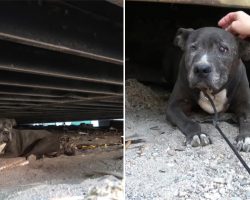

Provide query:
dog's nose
left=194, top=64, right=212, bottom=76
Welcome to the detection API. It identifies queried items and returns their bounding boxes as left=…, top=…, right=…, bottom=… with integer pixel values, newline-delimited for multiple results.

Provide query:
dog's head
left=174, top=27, right=250, bottom=92
left=0, top=118, right=16, bottom=143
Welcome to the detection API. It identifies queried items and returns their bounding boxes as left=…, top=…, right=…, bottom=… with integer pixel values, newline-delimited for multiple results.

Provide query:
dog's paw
left=186, top=133, right=211, bottom=147
left=236, top=137, right=250, bottom=152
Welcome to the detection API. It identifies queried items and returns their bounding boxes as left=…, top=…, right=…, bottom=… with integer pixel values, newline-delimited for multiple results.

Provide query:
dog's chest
left=198, top=89, right=228, bottom=114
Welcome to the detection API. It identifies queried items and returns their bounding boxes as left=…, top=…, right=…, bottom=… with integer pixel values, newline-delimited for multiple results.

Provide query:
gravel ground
left=0, top=134, right=123, bottom=200
left=0, top=175, right=123, bottom=200
left=125, top=79, right=250, bottom=200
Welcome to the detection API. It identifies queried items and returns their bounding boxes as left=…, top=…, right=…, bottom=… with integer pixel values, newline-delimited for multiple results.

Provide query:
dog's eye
left=219, top=46, right=228, bottom=53
left=190, top=44, right=197, bottom=51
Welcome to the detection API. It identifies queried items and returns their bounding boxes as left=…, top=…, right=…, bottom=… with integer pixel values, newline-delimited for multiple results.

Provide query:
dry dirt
left=125, top=79, right=250, bottom=200
left=0, top=133, right=123, bottom=200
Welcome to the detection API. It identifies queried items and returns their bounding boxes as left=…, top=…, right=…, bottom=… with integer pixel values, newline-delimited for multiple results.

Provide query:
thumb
left=229, top=21, right=242, bottom=34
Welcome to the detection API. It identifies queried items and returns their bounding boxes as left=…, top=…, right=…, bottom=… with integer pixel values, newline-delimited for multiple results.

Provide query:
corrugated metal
left=0, top=0, right=123, bottom=123
left=127, top=0, right=250, bottom=9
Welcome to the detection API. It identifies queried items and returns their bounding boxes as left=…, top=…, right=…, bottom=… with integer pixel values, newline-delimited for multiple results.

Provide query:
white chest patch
left=198, top=89, right=228, bottom=114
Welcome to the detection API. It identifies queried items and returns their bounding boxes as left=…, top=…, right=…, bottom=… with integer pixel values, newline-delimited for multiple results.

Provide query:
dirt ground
left=0, top=133, right=123, bottom=200
left=125, top=79, right=250, bottom=200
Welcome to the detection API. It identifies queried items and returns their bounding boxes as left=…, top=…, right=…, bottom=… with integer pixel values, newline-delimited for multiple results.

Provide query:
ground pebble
left=219, top=188, right=226, bottom=195
left=204, top=192, right=220, bottom=199
left=152, top=152, right=159, bottom=157
left=231, top=197, right=242, bottom=200
left=178, top=190, right=187, bottom=197
left=167, top=149, right=175, bottom=156
left=246, top=190, right=250, bottom=198
left=213, top=177, right=226, bottom=184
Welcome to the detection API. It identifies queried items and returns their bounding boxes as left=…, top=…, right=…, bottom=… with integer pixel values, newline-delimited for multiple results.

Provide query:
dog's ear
left=11, top=119, right=16, bottom=127
left=174, top=28, right=194, bottom=50
left=238, top=39, right=250, bottom=61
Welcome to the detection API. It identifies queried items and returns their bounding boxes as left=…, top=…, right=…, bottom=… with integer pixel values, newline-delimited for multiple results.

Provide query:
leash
left=203, top=91, right=250, bottom=175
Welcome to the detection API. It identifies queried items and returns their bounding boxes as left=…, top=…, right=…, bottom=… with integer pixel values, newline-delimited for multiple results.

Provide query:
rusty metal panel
left=106, top=0, right=124, bottom=7
left=0, top=1, right=123, bottom=65
left=0, top=1, right=123, bottom=123
left=127, top=0, right=250, bottom=9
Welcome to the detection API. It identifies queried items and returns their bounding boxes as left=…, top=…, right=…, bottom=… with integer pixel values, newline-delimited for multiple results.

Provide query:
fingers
left=225, top=21, right=239, bottom=34
left=226, top=21, right=247, bottom=39
left=218, top=12, right=238, bottom=29
left=218, top=11, right=250, bottom=39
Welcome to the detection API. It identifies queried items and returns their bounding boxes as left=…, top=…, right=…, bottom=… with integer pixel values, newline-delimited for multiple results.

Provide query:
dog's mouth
left=194, top=79, right=228, bottom=95
left=190, top=74, right=225, bottom=91
left=191, top=81, right=216, bottom=92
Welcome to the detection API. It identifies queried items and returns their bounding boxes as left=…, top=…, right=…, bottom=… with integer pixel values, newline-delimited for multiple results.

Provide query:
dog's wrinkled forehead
left=187, top=27, right=237, bottom=49
left=174, top=26, right=250, bottom=61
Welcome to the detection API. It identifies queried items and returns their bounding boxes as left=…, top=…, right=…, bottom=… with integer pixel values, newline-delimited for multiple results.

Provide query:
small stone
left=246, top=190, right=250, bottom=198
left=227, top=175, right=233, bottom=189
left=213, top=177, right=226, bottom=184
left=204, top=192, right=221, bottom=199
left=178, top=191, right=187, bottom=197
left=174, top=190, right=179, bottom=196
left=231, top=197, right=242, bottom=200
left=174, top=147, right=185, bottom=151
left=204, top=193, right=212, bottom=199
left=240, top=178, right=249, bottom=186
left=166, top=163, right=175, bottom=167
left=167, top=149, right=175, bottom=156
left=219, top=188, right=226, bottom=195
left=152, top=152, right=159, bottom=157
left=126, top=172, right=132, bottom=176
left=159, top=169, right=166, bottom=173
left=186, top=151, right=193, bottom=156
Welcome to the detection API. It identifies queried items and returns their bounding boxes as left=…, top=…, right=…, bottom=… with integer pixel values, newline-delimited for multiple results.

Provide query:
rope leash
left=203, top=91, right=250, bottom=175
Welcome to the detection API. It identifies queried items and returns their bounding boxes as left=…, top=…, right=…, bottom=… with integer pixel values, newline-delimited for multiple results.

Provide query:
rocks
left=5, top=176, right=123, bottom=200
left=151, top=152, right=159, bottom=157
left=167, top=149, right=175, bottom=156
left=231, top=197, right=243, bottom=200
left=85, top=176, right=123, bottom=200
left=213, top=177, right=226, bottom=184
left=246, top=189, right=250, bottom=199
left=219, top=188, right=226, bottom=195
left=204, top=192, right=221, bottom=199
left=126, top=82, right=250, bottom=200
left=178, top=190, right=187, bottom=197
left=125, top=79, right=164, bottom=111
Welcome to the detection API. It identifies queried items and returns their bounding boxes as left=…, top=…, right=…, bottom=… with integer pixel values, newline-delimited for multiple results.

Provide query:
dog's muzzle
left=193, top=63, right=212, bottom=78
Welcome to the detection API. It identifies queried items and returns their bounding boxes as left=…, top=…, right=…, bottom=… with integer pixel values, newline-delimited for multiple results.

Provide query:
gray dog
left=0, top=119, right=74, bottom=159
left=166, top=27, right=250, bottom=152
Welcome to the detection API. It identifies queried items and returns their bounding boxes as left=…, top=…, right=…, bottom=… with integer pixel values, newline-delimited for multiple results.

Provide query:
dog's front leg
left=167, top=99, right=211, bottom=147
left=235, top=111, right=250, bottom=152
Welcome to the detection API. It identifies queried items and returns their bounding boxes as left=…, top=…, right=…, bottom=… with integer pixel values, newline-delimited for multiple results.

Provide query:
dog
left=0, top=119, right=75, bottom=159
left=166, top=27, right=250, bottom=152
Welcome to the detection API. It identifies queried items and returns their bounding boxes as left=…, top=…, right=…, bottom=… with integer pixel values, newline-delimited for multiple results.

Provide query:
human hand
left=218, top=11, right=250, bottom=39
